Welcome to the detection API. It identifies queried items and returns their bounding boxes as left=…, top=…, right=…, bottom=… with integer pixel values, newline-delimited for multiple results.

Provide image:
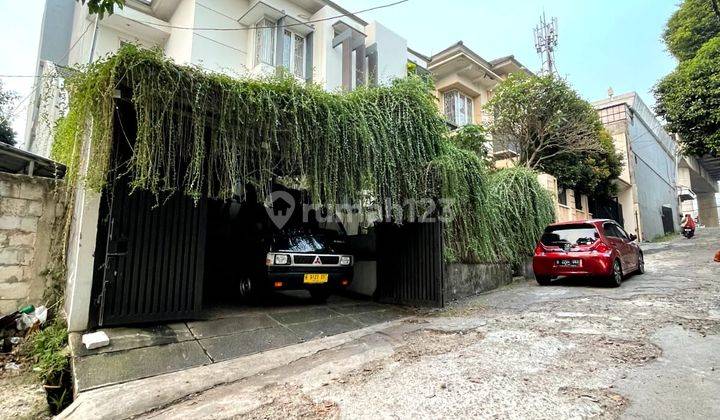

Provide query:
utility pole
left=534, top=12, right=559, bottom=75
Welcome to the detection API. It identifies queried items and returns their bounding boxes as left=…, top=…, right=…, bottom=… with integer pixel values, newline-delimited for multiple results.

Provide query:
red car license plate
left=556, top=259, right=581, bottom=267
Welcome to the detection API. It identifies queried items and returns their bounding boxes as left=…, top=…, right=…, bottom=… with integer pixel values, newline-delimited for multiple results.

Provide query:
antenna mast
left=534, top=13, right=558, bottom=75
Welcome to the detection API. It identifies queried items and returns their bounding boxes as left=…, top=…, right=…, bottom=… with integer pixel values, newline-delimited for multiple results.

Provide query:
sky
left=0, top=0, right=679, bottom=148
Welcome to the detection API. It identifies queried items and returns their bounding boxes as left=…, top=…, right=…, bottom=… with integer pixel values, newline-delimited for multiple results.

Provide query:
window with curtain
left=279, top=29, right=306, bottom=78
left=293, top=34, right=305, bottom=78
left=255, top=18, right=275, bottom=66
left=443, top=90, right=474, bottom=126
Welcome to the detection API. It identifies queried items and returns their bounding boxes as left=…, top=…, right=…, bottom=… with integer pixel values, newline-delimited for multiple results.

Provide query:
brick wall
left=0, top=172, right=64, bottom=313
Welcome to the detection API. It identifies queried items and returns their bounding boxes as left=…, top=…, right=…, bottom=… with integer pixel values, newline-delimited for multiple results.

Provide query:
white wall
left=189, top=0, right=249, bottom=75
left=165, top=0, right=195, bottom=65
left=365, top=21, right=408, bottom=84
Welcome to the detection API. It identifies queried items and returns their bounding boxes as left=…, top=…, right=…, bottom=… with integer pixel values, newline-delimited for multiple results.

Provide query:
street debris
left=82, top=331, right=110, bottom=350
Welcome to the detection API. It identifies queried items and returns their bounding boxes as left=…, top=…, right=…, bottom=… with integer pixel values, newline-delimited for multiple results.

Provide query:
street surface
left=140, top=229, right=720, bottom=419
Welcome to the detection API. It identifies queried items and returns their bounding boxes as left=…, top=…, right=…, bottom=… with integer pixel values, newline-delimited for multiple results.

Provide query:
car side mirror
left=628, top=234, right=637, bottom=242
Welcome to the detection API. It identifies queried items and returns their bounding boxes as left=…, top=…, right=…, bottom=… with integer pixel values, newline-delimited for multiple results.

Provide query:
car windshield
left=541, top=224, right=599, bottom=247
left=272, top=233, right=332, bottom=253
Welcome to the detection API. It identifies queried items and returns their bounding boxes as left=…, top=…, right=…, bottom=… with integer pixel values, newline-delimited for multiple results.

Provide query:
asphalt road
left=143, top=229, right=720, bottom=419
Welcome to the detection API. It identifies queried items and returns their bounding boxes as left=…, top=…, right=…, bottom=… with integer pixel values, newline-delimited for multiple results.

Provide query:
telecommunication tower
left=534, top=13, right=558, bottom=75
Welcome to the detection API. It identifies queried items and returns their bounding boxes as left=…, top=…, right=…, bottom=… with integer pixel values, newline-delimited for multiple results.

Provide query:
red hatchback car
left=533, top=219, right=644, bottom=287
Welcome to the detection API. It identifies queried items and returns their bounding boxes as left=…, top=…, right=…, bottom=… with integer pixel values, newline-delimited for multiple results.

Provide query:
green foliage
left=655, top=36, right=720, bottom=156
left=75, top=0, right=124, bottom=18
left=428, top=143, right=554, bottom=264
left=486, top=72, right=620, bottom=196
left=485, top=73, right=606, bottom=171
left=0, top=80, right=17, bottom=146
left=485, top=168, right=556, bottom=264
left=24, top=318, right=69, bottom=384
left=449, top=124, right=490, bottom=161
left=53, top=45, right=555, bottom=264
left=663, top=0, right=720, bottom=61
left=543, top=129, right=623, bottom=197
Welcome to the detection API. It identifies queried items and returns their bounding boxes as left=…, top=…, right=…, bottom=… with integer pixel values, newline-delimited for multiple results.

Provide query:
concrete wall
left=0, top=173, right=64, bottom=313
left=444, top=263, right=512, bottom=302
left=628, top=110, right=678, bottom=240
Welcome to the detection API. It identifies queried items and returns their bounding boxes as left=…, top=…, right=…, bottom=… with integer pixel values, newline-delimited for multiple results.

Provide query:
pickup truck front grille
left=292, top=255, right=342, bottom=265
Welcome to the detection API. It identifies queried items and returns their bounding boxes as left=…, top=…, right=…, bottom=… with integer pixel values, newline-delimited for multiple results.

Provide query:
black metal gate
left=91, top=99, right=207, bottom=326
left=661, top=205, right=675, bottom=234
left=375, top=222, right=444, bottom=307
left=93, top=180, right=207, bottom=326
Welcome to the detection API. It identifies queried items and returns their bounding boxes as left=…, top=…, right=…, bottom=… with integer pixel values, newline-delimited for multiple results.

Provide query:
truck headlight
left=273, top=254, right=290, bottom=265
left=339, top=256, right=352, bottom=266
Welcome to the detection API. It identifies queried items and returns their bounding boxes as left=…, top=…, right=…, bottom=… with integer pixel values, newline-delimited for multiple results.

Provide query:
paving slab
left=351, top=309, right=405, bottom=326
left=187, top=314, right=278, bottom=339
left=286, top=315, right=365, bottom=341
left=198, top=326, right=300, bottom=362
left=69, top=323, right=194, bottom=357
left=73, top=340, right=210, bottom=391
left=328, top=302, right=386, bottom=315
left=270, top=306, right=342, bottom=325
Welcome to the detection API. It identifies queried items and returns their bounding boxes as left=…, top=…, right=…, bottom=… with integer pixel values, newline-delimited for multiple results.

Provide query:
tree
left=449, top=124, right=490, bottom=162
left=543, top=129, right=623, bottom=198
left=655, top=36, right=720, bottom=156
left=76, top=0, right=125, bottom=18
left=0, top=81, right=18, bottom=147
left=663, top=0, right=720, bottom=61
left=485, top=73, right=604, bottom=171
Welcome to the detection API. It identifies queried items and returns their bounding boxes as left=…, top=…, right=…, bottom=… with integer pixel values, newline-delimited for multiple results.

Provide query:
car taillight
left=534, top=243, right=546, bottom=255
left=591, top=241, right=610, bottom=254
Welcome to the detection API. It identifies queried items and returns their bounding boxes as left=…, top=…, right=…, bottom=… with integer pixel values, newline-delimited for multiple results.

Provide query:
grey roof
left=0, top=142, right=66, bottom=179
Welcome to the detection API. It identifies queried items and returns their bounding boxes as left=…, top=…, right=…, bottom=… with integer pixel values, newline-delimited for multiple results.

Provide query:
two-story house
left=415, top=41, right=592, bottom=223
left=26, top=0, right=412, bottom=156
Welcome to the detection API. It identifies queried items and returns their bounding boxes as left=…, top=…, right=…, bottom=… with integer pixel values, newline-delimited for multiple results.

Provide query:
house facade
left=593, top=92, right=681, bottom=241
left=23, top=0, right=422, bottom=332
left=417, top=41, right=592, bottom=223
left=26, top=0, right=411, bottom=157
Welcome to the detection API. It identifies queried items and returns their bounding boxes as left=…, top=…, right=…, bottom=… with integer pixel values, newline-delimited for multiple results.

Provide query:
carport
left=60, top=51, right=449, bottom=390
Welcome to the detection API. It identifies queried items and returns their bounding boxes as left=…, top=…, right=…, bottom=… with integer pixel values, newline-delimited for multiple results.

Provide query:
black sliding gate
left=92, top=179, right=207, bottom=326
left=376, top=221, right=444, bottom=307
left=90, top=100, right=208, bottom=327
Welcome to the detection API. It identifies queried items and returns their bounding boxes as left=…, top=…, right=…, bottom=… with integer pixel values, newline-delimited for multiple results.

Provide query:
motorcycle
left=682, top=227, right=695, bottom=239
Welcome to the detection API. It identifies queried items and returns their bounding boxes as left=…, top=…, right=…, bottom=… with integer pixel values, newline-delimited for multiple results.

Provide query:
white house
left=26, top=0, right=411, bottom=157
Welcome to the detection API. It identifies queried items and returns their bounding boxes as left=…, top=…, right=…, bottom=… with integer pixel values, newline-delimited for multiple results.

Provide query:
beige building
left=414, top=41, right=592, bottom=223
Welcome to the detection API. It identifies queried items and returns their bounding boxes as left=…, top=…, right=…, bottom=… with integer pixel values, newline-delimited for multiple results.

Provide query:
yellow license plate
left=304, top=273, right=328, bottom=284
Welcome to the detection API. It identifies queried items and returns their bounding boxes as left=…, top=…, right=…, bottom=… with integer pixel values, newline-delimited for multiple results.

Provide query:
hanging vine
left=51, top=44, right=554, bottom=265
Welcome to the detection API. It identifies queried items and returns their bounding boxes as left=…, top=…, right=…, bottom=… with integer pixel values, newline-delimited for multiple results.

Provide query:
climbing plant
left=52, top=44, right=554, bottom=265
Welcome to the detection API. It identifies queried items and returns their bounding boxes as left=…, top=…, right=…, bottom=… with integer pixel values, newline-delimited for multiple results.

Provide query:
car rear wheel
left=536, top=275, right=553, bottom=286
left=309, top=289, right=331, bottom=303
left=636, top=252, right=645, bottom=275
left=608, top=259, right=623, bottom=287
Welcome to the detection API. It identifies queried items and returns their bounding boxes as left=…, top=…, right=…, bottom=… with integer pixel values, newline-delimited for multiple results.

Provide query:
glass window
left=443, top=90, right=473, bottom=126
left=541, top=224, right=599, bottom=247
left=575, top=192, right=583, bottom=210
left=603, top=223, right=624, bottom=239
left=255, top=19, right=275, bottom=66
left=294, top=34, right=305, bottom=78
left=282, top=30, right=292, bottom=69
left=558, top=188, right=567, bottom=206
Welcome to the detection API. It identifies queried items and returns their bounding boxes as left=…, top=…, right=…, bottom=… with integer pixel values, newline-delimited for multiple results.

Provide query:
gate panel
left=95, top=179, right=207, bottom=326
left=376, top=222, right=444, bottom=307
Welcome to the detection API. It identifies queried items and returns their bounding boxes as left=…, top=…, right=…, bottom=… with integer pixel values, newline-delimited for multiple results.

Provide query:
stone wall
left=444, top=263, right=513, bottom=302
left=0, top=172, right=63, bottom=313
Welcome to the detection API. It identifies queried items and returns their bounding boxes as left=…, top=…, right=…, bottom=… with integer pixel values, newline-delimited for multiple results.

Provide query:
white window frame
left=443, top=90, right=474, bottom=127
left=254, top=18, right=276, bottom=67
left=281, top=29, right=306, bottom=79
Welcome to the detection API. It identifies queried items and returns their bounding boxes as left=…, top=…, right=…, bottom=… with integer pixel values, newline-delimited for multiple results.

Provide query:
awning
left=0, top=143, right=66, bottom=179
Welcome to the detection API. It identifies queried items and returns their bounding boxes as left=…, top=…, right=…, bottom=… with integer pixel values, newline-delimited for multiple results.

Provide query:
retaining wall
left=444, top=263, right=514, bottom=302
left=0, top=172, right=63, bottom=313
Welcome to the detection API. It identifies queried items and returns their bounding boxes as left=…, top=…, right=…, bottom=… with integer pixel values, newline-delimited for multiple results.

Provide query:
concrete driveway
left=69, top=292, right=407, bottom=392
left=62, top=229, right=720, bottom=419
